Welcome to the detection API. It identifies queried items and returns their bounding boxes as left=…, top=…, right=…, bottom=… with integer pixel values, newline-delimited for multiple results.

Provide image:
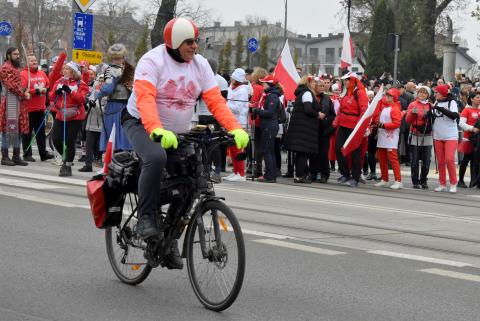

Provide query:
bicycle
left=104, top=126, right=246, bottom=311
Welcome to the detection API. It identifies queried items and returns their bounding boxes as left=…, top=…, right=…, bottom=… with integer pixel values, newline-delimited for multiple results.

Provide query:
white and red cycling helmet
left=163, top=18, right=199, bottom=50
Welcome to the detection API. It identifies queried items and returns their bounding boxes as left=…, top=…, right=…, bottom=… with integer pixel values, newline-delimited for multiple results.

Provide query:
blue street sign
left=0, top=21, right=13, bottom=37
left=247, top=38, right=258, bottom=53
left=73, top=12, right=93, bottom=50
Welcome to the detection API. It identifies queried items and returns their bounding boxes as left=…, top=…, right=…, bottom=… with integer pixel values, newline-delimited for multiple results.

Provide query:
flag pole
left=347, top=0, right=352, bottom=30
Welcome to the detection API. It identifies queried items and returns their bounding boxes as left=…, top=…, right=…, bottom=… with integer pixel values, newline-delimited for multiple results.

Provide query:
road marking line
left=419, top=268, right=480, bottom=283
left=241, top=229, right=290, bottom=240
left=0, top=190, right=90, bottom=209
left=218, top=185, right=480, bottom=223
left=368, top=250, right=472, bottom=267
left=0, top=177, right=64, bottom=190
left=253, top=239, right=345, bottom=255
left=0, top=169, right=86, bottom=186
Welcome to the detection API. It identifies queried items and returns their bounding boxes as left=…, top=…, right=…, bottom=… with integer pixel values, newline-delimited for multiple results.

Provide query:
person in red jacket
left=405, top=86, right=433, bottom=189
left=372, top=88, right=403, bottom=189
left=49, top=61, right=88, bottom=176
left=20, top=54, right=53, bottom=162
left=334, top=72, right=369, bottom=187
left=458, top=91, right=480, bottom=187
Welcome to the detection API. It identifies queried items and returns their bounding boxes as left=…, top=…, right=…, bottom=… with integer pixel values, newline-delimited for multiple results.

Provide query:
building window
left=295, top=48, right=302, bottom=57
left=325, top=66, right=334, bottom=75
left=339, top=47, right=342, bottom=57
left=309, top=48, right=319, bottom=63
left=326, top=48, right=335, bottom=64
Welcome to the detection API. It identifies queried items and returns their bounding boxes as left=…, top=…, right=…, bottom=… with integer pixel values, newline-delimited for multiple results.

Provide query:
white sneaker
left=374, top=180, right=389, bottom=187
left=224, top=173, right=236, bottom=180
left=227, top=174, right=246, bottom=182
left=390, top=181, right=403, bottom=190
left=449, top=184, right=457, bottom=193
left=435, top=185, right=447, bottom=192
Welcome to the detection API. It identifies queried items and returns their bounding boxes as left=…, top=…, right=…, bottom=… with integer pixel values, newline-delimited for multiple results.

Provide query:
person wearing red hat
left=334, top=71, right=369, bottom=187
left=432, top=84, right=460, bottom=193
left=121, top=17, right=249, bottom=269
left=372, top=88, right=403, bottom=189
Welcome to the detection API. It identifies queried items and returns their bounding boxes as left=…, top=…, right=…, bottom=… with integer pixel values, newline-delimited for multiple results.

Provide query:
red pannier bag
left=87, top=174, right=124, bottom=229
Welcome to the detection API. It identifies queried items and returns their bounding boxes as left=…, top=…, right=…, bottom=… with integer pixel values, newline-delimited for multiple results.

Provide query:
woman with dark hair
left=284, top=75, right=319, bottom=183
left=458, top=91, right=480, bottom=187
left=50, top=61, right=88, bottom=176
left=252, top=75, right=282, bottom=183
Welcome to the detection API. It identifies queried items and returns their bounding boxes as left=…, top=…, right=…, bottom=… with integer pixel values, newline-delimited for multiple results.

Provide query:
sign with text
left=72, top=49, right=103, bottom=65
left=74, top=0, right=97, bottom=12
left=73, top=12, right=93, bottom=50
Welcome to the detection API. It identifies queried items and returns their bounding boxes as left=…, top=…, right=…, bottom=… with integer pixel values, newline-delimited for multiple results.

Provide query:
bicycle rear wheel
left=186, top=200, right=245, bottom=311
left=105, top=192, right=152, bottom=285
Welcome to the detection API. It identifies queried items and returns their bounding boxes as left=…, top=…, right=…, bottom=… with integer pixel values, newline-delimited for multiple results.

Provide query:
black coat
left=317, top=93, right=335, bottom=136
left=285, top=85, right=319, bottom=154
left=256, top=86, right=281, bottom=129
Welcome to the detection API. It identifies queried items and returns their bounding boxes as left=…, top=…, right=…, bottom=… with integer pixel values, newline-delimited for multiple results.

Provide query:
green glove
left=149, top=128, right=178, bottom=149
left=229, top=128, right=250, bottom=149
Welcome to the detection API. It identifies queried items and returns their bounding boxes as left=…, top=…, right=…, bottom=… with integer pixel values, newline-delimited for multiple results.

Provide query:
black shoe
left=457, top=181, right=468, bottom=188
left=282, top=172, right=294, bottom=178
left=421, top=182, right=429, bottom=189
left=258, top=177, right=276, bottom=183
left=413, top=184, right=421, bottom=189
left=40, top=152, right=54, bottom=161
left=318, top=176, right=328, bottom=184
left=59, top=164, right=72, bottom=177
left=78, top=165, right=93, bottom=172
left=78, top=155, right=86, bottom=162
left=23, top=156, right=36, bottom=162
left=136, top=215, right=161, bottom=240
left=365, top=173, right=377, bottom=181
left=345, top=179, right=359, bottom=187
left=165, top=239, right=184, bottom=270
left=294, top=177, right=311, bottom=184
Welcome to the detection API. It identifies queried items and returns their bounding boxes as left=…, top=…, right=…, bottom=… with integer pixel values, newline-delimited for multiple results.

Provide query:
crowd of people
left=1, top=40, right=479, bottom=194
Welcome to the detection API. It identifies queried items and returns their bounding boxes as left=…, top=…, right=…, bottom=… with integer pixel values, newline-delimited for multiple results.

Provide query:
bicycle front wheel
left=186, top=200, right=245, bottom=311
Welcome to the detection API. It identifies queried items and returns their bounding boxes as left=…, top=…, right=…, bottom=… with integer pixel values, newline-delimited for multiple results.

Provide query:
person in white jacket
left=225, top=68, right=249, bottom=181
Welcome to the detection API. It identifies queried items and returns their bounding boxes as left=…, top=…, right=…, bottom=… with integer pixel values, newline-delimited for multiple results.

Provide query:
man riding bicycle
left=122, top=18, right=249, bottom=269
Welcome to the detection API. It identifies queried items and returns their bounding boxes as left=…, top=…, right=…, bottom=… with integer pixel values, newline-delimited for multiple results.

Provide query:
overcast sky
left=155, top=0, right=480, bottom=61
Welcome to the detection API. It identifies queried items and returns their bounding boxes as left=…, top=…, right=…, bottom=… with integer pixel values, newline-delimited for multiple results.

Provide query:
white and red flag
left=273, top=40, right=300, bottom=101
left=340, top=25, right=355, bottom=70
left=103, top=123, right=116, bottom=174
left=341, top=86, right=383, bottom=156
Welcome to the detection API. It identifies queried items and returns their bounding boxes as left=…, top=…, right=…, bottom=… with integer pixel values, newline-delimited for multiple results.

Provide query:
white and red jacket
left=20, top=67, right=49, bottom=113
left=459, top=106, right=480, bottom=140
left=49, top=78, right=88, bottom=122
left=373, top=97, right=402, bottom=149
left=335, top=79, right=369, bottom=129
left=405, top=99, right=432, bottom=135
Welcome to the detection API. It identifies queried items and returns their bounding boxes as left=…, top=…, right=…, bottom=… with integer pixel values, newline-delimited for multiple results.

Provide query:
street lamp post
left=284, top=0, right=287, bottom=42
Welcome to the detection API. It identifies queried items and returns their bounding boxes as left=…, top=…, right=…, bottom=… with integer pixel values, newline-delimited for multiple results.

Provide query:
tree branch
left=435, top=0, right=454, bottom=19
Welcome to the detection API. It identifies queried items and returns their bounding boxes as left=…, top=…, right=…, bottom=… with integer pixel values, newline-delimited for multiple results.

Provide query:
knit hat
left=434, top=84, right=449, bottom=97
left=65, top=61, right=80, bottom=76
left=417, top=85, right=431, bottom=96
left=107, top=43, right=127, bottom=58
left=231, top=68, right=246, bottom=83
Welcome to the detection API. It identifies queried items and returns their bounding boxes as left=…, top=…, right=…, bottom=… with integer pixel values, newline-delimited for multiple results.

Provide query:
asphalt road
left=1, top=160, right=480, bottom=321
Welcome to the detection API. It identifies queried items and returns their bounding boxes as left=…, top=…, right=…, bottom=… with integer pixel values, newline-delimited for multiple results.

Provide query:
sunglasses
left=184, top=38, right=200, bottom=46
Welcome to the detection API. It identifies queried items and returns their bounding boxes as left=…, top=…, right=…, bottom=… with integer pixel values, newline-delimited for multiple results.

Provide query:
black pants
left=410, top=145, right=432, bottom=185
left=261, top=126, right=278, bottom=180
left=287, top=150, right=295, bottom=174
left=459, top=152, right=475, bottom=184
left=311, top=135, right=330, bottom=179
left=22, top=111, right=48, bottom=158
left=335, top=126, right=362, bottom=182
left=275, top=137, right=281, bottom=171
left=365, top=134, right=377, bottom=174
left=198, top=115, right=222, bottom=174
left=123, top=117, right=167, bottom=220
left=85, top=131, right=101, bottom=167
left=51, top=119, right=82, bottom=163
left=295, top=152, right=312, bottom=178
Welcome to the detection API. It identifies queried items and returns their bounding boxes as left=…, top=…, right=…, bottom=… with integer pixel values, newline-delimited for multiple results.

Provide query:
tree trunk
left=150, top=0, right=177, bottom=48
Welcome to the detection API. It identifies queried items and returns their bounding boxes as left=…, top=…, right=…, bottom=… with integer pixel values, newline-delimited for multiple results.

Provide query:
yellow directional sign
left=72, top=49, right=103, bottom=65
left=75, top=0, right=96, bottom=12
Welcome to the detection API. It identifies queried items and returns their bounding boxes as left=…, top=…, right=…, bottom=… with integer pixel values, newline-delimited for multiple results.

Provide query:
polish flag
left=341, top=86, right=383, bottom=156
left=273, top=40, right=300, bottom=101
left=340, top=25, right=355, bottom=70
left=103, top=123, right=116, bottom=174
